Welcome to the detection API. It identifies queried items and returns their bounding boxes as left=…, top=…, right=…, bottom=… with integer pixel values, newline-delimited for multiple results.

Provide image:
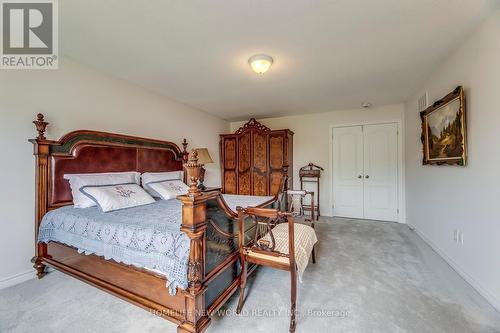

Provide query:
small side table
left=202, top=187, right=221, bottom=193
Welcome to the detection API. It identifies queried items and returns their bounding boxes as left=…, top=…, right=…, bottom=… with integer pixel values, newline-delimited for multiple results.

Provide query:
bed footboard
left=177, top=187, right=281, bottom=333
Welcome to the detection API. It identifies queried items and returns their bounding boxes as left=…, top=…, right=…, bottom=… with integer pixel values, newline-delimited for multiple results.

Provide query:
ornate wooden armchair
left=287, top=189, right=316, bottom=263
left=236, top=207, right=317, bottom=333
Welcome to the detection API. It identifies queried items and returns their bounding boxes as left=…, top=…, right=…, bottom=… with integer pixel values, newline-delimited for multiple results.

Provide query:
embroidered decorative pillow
left=80, top=183, right=155, bottom=212
left=141, top=171, right=184, bottom=197
left=64, top=172, right=141, bottom=208
left=146, top=180, right=189, bottom=200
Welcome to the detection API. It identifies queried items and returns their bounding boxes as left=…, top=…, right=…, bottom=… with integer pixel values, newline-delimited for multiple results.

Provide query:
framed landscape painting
left=420, top=86, right=467, bottom=166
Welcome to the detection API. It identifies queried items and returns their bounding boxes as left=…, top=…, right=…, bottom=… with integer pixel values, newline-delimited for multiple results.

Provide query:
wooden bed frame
left=29, top=114, right=282, bottom=333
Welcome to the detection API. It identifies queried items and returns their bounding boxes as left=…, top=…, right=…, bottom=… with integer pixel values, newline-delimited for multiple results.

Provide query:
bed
left=29, top=114, right=286, bottom=333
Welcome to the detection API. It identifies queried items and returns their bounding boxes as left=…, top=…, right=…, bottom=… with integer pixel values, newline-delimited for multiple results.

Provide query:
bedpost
left=181, top=139, right=189, bottom=183
left=29, top=113, right=50, bottom=279
left=182, top=138, right=189, bottom=163
left=177, top=173, right=211, bottom=333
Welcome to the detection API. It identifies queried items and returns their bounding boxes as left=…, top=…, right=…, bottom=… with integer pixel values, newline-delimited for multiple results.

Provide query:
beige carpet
left=1, top=218, right=499, bottom=333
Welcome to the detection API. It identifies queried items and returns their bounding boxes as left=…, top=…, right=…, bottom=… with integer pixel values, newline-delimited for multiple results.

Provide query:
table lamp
left=194, top=148, right=214, bottom=190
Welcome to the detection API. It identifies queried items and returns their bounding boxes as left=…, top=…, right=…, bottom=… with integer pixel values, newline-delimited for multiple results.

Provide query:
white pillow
left=141, top=171, right=184, bottom=197
left=146, top=179, right=189, bottom=200
left=80, top=183, right=155, bottom=212
left=64, top=172, right=141, bottom=208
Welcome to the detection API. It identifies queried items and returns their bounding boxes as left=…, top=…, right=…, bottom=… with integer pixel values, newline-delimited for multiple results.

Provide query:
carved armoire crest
left=220, top=119, right=293, bottom=196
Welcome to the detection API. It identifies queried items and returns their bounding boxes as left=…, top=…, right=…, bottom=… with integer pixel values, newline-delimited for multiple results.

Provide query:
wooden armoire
left=220, top=119, right=293, bottom=196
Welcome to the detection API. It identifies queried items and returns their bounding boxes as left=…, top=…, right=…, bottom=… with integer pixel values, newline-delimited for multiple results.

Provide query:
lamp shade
left=195, top=148, right=214, bottom=164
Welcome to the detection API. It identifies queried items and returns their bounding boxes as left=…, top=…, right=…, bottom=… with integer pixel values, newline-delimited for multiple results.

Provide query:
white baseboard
left=408, top=223, right=500, bottom=313
left=0, top=269, right=35, bottom=290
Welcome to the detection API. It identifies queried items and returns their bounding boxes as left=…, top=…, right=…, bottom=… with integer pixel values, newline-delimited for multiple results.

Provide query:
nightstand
left=202, top=187, right=221, bottom=193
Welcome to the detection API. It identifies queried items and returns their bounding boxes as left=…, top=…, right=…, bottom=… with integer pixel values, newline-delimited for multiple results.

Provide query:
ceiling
left=60, top=0, right=498, bottom=121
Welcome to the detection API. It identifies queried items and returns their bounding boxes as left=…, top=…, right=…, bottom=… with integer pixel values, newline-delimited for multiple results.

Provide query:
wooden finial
left=189, top=149, right=199, bottom=163
left=184, top=149, right=202, bottom=195
left=181, top=138, right=189, bottom=162
left=33, top=113, right=48, bottom=140
left=188, top=176, right=201, bottom=195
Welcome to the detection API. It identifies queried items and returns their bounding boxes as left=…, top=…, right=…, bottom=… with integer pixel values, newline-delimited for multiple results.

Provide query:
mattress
left=38, top=199, right=189, bottom=294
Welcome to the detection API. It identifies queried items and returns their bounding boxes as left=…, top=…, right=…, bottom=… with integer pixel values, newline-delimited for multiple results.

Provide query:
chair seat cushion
left=247, top=250, right=290, bottom=265
left=251, top=223, right=317, bottom=281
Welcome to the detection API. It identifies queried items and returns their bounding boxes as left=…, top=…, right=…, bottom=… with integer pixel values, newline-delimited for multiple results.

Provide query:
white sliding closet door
left=363, top=123, right=398, bottom=221
left=332, top=123, right=399, bottom=222
left=332, top=126, right=364, bottom=219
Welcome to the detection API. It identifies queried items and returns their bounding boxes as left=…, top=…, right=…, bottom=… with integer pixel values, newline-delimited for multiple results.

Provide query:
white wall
left=0, top=58, right=229, bottom=288
left=231, top=104, right=405, bottom=219
left=405, top=8, right=500, bottom=310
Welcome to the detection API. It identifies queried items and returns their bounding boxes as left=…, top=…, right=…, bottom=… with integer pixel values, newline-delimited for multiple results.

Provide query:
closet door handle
left=357, top=175, right=362, bottom=179
left=365, top=175, right=370, bottom=179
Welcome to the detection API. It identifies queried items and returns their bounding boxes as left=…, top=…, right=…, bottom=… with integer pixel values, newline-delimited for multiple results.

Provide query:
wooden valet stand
left=299, top=163, right=323, bottom=220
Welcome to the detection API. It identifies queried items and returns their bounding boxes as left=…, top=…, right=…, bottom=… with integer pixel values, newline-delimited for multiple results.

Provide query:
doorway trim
left=329, top=120, right=406, bottom=223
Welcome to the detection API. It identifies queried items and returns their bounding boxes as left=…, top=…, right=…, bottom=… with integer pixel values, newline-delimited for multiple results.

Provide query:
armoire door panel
left=269, top=134, right=286, bottom=196
left=253, top=132, right=268, bottom=195
left=283, top=135, right=289, bottom=168
left=224, top=171, right=237, bottom=194
left=286, top=132, right=294, bottom=188
left=238, top=133, right=251, bottom=172
left=224, top=138, right=236, bottom=169
left=238, top=171, right=251, bottom=195
left=253, top=172, right=268, bottom=196
left=269, top=171, right=283, bottom=196
left=253, top=132, right=268, bottom=173
left=269, top=135, right=284, bottom=170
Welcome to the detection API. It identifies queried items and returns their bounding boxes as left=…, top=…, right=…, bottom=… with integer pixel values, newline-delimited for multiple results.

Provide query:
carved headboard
left=30, top=114, right=189, bottom=209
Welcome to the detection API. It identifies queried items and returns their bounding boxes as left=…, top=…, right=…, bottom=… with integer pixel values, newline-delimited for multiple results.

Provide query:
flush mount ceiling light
left=248, top=54, right=273, bottom=74
left=361, top=102, right=372, bottom=109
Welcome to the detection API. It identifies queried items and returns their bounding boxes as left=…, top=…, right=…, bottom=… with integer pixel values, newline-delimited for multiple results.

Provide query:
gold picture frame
left=420, top=86, right=467, bottom=166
